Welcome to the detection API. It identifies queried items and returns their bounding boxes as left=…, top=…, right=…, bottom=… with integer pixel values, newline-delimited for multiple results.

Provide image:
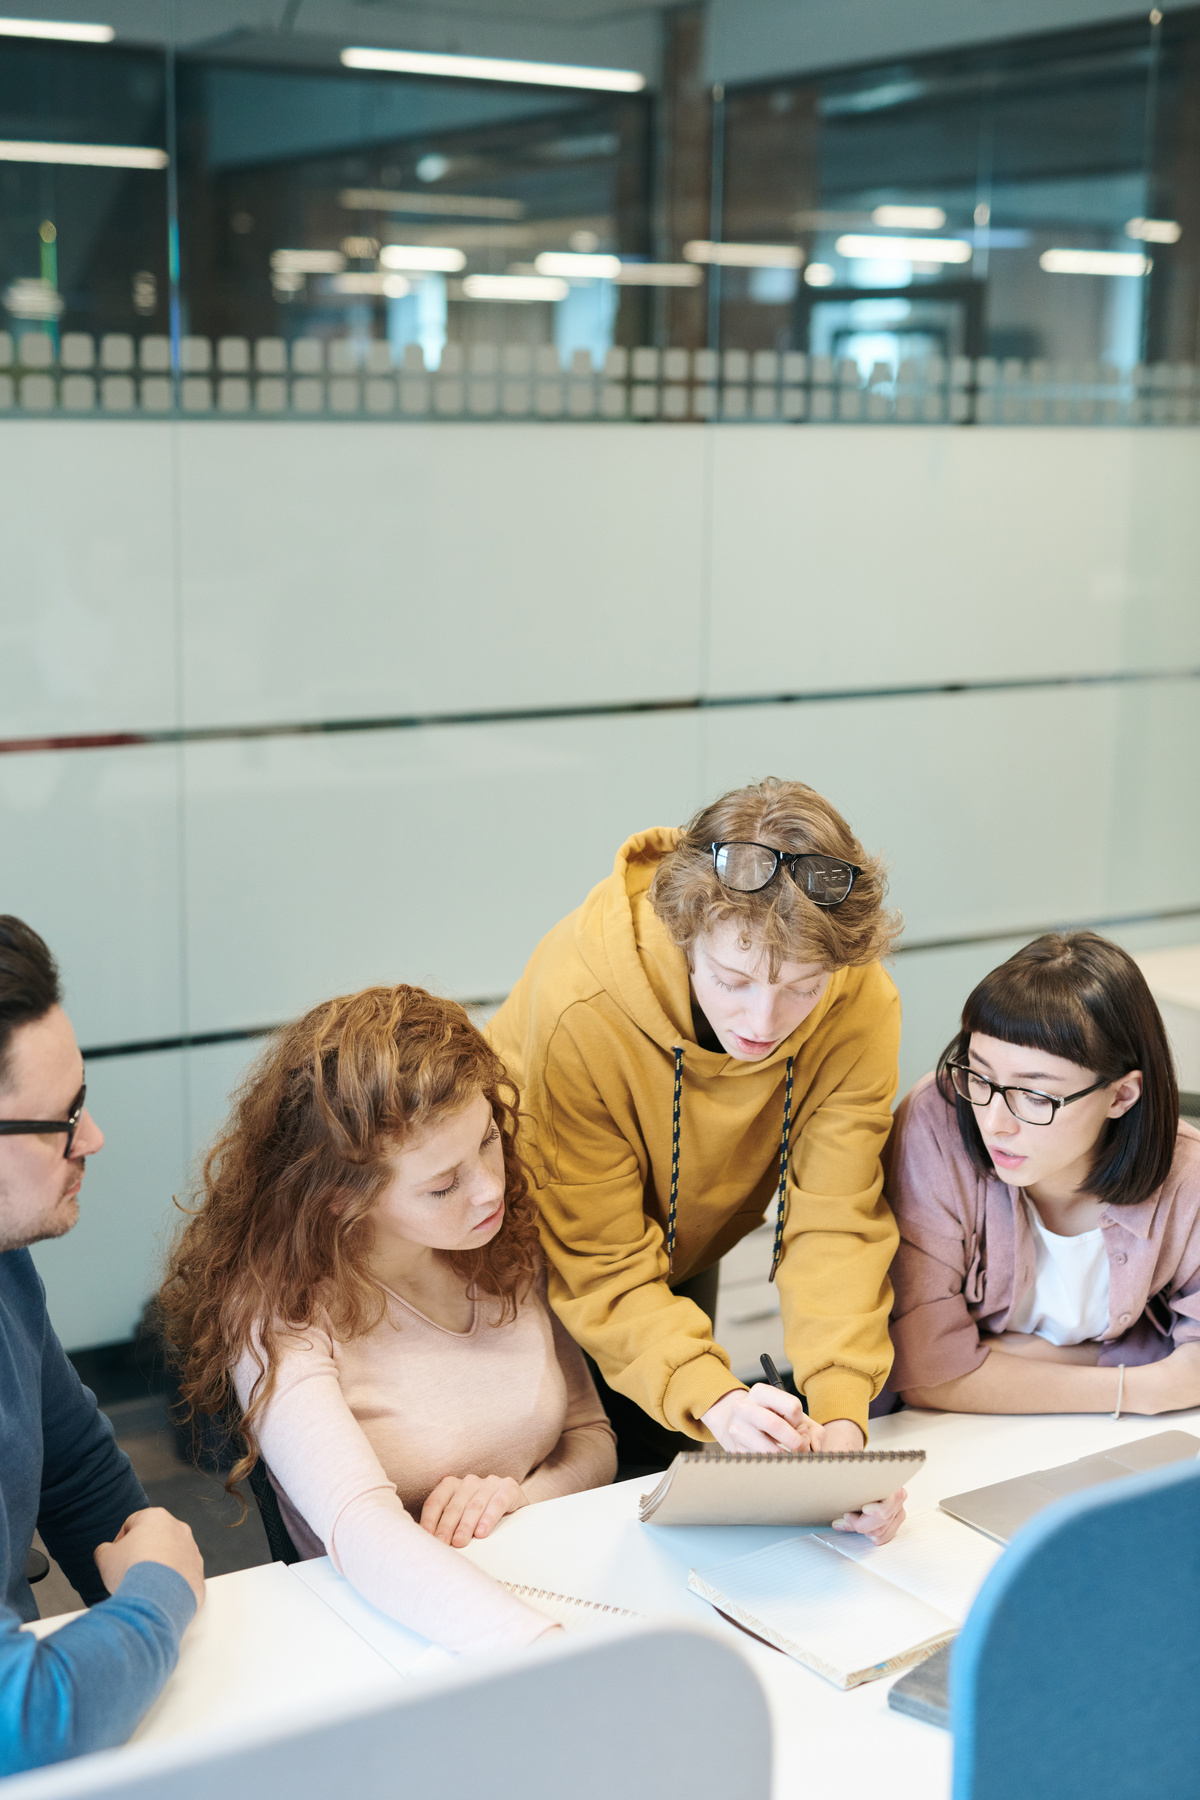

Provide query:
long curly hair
left=158, top=985, right=542, bottom=1490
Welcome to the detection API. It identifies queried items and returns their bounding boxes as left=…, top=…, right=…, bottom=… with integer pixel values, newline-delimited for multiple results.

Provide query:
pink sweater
left=233, top=1276, right=616, bottom=1655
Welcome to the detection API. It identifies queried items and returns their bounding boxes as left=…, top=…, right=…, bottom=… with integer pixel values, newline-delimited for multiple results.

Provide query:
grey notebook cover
left=940, top=1430, right=1200, bottom=1544
left=888, top=1639, right=952, bottom=1729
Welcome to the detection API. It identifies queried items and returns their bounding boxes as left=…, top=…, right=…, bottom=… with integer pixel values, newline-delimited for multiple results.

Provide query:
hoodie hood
left=572, top=827, right=842, bottom=1073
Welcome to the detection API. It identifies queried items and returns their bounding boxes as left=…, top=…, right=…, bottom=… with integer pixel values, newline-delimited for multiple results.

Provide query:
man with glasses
left=488, top=780, right=908, bottom=1541
left=0, top=915, right=204, bottom=1775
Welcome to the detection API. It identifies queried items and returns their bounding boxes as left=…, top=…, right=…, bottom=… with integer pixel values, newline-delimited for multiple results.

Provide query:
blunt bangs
left=936, top=931, right=1179, bottom=1208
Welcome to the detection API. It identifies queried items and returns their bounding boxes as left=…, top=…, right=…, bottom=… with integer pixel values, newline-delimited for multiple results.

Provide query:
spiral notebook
left=639, top=1447, right=926, bottom=1527
left=291, top=1557, right=644, bottom=1680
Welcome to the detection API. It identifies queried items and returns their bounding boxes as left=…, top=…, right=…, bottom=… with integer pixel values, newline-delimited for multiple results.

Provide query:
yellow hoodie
left=487, top=828, right=901, bottom=1439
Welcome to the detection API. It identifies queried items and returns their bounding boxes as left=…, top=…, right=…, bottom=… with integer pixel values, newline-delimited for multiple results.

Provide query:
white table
left=29, top=1404, right=1200, bottom=1799
left=26, top=1561, right=406, bottom=1754
left=459, top=1403, right=1200, bottom=1800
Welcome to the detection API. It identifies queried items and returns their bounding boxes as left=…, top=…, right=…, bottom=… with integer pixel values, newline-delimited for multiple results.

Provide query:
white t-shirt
left=1006, top=1197, right=1111, bottom=1346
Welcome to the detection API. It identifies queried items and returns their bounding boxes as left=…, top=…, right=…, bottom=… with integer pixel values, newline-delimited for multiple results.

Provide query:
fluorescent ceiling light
left=872, top=204, right=946, bottom=229
left=535, top=251, right=621, bottom=278
left=341, top=46, right=644, bottom=93
left=331, top=271, right=410, bottom=297
left=835, top=233, right=971, bottom=263
left=339, top=187, right=524, bottom=220
left=532, top=252, right=701, bottom=285
left=0, top=16, right=113, bottom=40
left=684, top=241, right=802, bottom=268
left=271, top=249, right=345, bottom=274
left=1039, top=248, right=1149, bottom=276
left=460, top=273, right=568, bottom=301
left=614, top=263, right=701, bottom=286
left=379, top=244, right=465, bottom=272
left=804, top=262, right=836, bottom=287
left=3, top=276, right=63, bottom=317
left=1126, top=216, right=1181, bottom=244
left=0, top=139, right=165, bottom=167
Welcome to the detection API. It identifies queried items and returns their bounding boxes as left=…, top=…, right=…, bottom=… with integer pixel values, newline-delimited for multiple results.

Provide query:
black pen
left=760, top=1353, right=785, bottom=1390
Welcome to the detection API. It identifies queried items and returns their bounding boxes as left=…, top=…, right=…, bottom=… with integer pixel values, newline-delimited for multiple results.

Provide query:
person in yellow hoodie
left=488, top=777, right=907, bottom=1543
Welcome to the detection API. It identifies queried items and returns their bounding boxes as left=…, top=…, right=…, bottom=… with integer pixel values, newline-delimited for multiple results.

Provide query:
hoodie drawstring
left=668, top=1045, right=795, bottom=1284
left=769, top=1056, right=795, bottom=1282
left=666, top=1045, right=683, bottom=1275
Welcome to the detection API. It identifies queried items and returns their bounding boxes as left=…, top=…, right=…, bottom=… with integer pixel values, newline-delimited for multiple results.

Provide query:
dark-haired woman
left=886, top=932, right=1200, bottom=1414
left=159, top=987, right=616, bottom=1656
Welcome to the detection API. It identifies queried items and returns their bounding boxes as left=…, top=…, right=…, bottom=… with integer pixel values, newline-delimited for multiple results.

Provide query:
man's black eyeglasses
left=711, top=841, right=862, bottom=908
left=946, top=1063, right=1109, bottom=1127
left=0, top=1083, right=87, bottom=1159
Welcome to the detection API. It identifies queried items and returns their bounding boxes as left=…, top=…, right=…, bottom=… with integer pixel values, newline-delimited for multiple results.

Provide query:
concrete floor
left=33, top=1395, right=272, bottom=1620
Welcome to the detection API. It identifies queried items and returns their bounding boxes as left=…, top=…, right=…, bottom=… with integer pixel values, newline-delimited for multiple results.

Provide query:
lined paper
left=813, top=1510, right=1001, bottom=1622
left=688, top=1536, right=956, bottom=1688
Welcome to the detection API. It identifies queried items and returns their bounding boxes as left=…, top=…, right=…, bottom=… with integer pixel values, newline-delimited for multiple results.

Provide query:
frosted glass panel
left=0, top=744, right=183, bottom=1048
left=706, top=430, right=1200, bottom=697
left=182, top=711, right=703, bottom=1035
left=0, top=423, right=178, bottom=739
left=177, top=423, right=706, bottom=727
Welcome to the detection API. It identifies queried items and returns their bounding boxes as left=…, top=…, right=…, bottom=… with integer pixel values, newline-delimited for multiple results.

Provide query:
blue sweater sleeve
left=0, top=1562, right=196, bottom=1776
left=35, top=1309, right=148, bottom=1606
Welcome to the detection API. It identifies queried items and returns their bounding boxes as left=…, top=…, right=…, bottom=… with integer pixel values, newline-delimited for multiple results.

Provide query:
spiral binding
left=500, top=1582, right=642, bottom=1619
left=678, top=1448, right=924, bottom=1464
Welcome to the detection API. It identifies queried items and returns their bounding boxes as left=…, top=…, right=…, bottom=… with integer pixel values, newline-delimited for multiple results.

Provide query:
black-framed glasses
left=711, top=841, right=862, bottom=907
left=946, top=1063, right=1109, bottom=1127
left=0, top=1082, right=87, bottom=1159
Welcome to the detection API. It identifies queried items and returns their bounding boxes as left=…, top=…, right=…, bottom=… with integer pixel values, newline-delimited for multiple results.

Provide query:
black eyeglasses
left=711, top=841, right=862, bottom=908
left=0, top=1083, right=88, bottom=1159
left=946, top=1063, right=1109, bottom=1127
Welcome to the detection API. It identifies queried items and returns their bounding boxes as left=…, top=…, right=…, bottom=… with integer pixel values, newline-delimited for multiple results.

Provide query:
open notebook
left=688, top=1510, right=1000, bottom=1689
left=640, top=1447, right=925, bottom=1527
left=291, top=1557, right=643, bottom=1679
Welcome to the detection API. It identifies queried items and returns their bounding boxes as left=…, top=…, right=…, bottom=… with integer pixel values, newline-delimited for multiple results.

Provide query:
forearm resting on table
left=903, top=1338, right=1200, bottom=1414
left=904, top=1351, right=1119, bottom=1413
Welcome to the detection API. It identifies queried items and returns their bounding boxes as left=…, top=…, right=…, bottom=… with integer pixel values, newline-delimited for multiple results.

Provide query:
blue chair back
left=952, top=1457, right=1200, bottom=1800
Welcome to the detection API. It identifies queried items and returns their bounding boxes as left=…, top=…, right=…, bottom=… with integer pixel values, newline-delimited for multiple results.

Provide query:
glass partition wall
left=718, top=12, right=1200, bottom=378
left=2, top=6, right=1200, bottom=414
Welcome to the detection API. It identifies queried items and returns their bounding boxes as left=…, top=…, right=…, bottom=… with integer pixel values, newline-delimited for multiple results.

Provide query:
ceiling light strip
left=341, top=46, right=644, bottom=93
left=0, top=139, right=166, bottom=167
left=0, top=16, right=113, bottom=40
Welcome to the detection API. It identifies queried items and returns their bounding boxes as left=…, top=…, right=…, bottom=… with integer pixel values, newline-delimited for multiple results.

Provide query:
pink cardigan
left=234, top=1275, right=616, bottom=1656
left=885, top=1073, right=1200, bottom=1391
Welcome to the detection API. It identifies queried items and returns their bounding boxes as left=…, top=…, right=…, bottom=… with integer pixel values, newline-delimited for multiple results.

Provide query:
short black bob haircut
left=0, top=916, right=61, bottom=1091
left=936, top=931, right=1178, bottom=1209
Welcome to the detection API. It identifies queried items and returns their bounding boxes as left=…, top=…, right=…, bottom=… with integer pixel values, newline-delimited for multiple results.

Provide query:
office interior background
left=1, top=0, right=1198, bottom=1375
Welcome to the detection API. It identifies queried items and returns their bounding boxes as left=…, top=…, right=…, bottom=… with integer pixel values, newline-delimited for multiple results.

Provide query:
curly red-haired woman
left=159, top=986, right=615, bottom=1655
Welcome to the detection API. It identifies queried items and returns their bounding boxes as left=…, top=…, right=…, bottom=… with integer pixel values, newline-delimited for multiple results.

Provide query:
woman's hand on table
left=1126, top=1341, right=1200, bottom=1415
left=419, top=1473, right=529, bottom=1548
left=701, top=1384, right=824, bottom=1453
